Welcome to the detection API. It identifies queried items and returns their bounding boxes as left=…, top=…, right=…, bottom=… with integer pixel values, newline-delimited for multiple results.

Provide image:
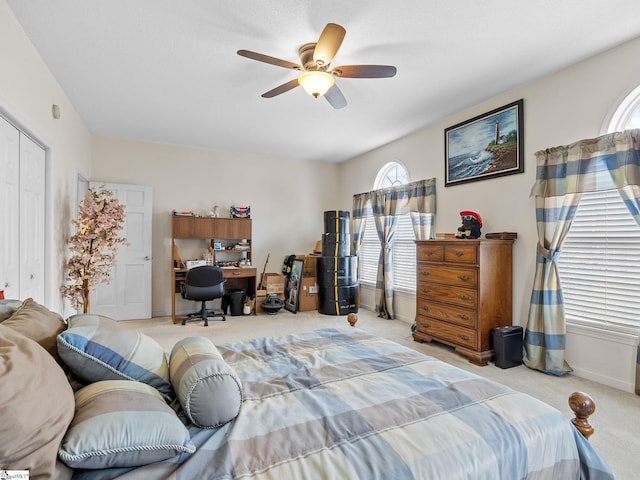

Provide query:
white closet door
left=0, top=117, right=20, bottom=298
left=19, top=135, right=45, bottom=302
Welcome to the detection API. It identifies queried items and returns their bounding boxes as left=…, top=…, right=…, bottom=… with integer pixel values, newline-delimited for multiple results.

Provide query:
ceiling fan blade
left=313, top=23, right=346, bottom=67
left=261, top=78, right=300, bottom=98
left=331, top=64, right=397, bottom=78
left=237, top=49, right=302, bottom=70
left=325, top=84, right=347, bottom=109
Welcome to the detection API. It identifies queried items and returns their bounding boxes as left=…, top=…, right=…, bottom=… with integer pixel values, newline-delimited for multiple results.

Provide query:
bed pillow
left=2, top=297, right=65, bottom=359
left=170, top=336, right=243, bottom=428
left=0, top=298, right=23, bottom=322
left=0, top=324, right=74, bottom=480
left=57, top=314, right=174, bottom=401
left=58, top=380, right=195, bottom=469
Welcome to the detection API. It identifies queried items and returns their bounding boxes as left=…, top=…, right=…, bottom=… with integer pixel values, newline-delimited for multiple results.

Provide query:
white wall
left=91, top=136, right=339, bottom=317
left=337, top=35, right=640, bottom=392
left=0, top=0, right=93, bottom=315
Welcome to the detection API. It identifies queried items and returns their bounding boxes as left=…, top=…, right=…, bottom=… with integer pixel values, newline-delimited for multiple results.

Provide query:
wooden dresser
left=413, top=239, right=514, bottom=366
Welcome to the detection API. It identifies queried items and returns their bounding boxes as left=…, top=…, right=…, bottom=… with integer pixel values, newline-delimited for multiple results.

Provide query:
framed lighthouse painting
left=444, top=99, right=524, bottom=187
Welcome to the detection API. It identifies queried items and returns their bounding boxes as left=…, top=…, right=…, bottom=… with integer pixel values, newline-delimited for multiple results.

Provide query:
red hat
left=460, top=210, right=482, bottom=227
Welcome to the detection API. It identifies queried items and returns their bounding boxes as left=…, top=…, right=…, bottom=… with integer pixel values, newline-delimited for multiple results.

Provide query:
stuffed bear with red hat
left=455, top=211, right=482, bottom=239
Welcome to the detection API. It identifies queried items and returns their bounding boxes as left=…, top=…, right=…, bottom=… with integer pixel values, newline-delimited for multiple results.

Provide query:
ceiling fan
left=237, top=23, right=397, bottom=109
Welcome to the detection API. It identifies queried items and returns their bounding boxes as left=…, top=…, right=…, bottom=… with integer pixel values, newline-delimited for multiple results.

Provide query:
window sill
left=566, top=320, right=639, bottom=345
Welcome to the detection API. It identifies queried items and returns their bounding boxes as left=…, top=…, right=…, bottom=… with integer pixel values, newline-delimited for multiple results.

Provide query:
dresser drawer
left=444, top=244, right=477, bottom=264
left=417, top=265, right=477, bottom=288
left=416, top=298, right=477, bottom=328
left=416, top=282, right=476, bottom=309
left=415, top=317, right=477, bottom=349
left=417, top=244, right=443, bottom=262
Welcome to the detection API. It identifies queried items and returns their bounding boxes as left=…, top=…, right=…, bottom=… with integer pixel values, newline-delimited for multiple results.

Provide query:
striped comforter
left=75, top=327, right=613, bottom=479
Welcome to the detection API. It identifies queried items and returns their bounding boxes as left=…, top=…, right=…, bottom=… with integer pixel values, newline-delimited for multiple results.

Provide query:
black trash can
left=492, top=326, right=523, bottom=369
left=228, top=289, right=245, bottom=316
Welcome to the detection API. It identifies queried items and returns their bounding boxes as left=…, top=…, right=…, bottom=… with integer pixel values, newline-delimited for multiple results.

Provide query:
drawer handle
left=421, top=288, right=431, bottom=294
left=421, top=323, right=430, bottom=329
left=458, top=334, right=470, bottom=341
left=425, top=251, right=434, bottom=256
left=455, top=251, right=464, bottom=257
left=421, top=306, right=430, bottom=313
left=457, top=314, right=470, bottom=321
left=458, top=295, right=471, bottom=301
left=421, top=271, right=430, bottom=276
left=457, top=275, right=471, bottom=282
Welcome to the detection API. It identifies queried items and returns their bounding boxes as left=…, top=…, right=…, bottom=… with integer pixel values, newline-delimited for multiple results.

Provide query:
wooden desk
left=171, top=266, right=257, bottom=323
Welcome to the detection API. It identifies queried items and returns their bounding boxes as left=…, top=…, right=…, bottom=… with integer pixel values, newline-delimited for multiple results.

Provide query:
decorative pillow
left=170, top=336, right=243, bottom=428
left=0, top=298, right=23, bottom=322
left=2, top=298, right=65, bottom=359
left=57, top=314, right=174, bottom=401
left=0, top=324, right=74, bottom=480
left=58, top=380, right=195, bottom=469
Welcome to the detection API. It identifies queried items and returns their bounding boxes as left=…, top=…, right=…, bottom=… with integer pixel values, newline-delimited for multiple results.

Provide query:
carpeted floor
left=123, top=308, right=640, bottom=478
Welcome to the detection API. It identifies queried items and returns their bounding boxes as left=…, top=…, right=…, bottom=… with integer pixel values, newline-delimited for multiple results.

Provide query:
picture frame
left=284, top=259, right=304, bottom=313
left=444, top=99, right=524, bottom=187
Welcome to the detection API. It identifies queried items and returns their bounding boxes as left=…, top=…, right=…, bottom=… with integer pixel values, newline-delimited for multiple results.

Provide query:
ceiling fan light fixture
left=298, top=71, right=335, bottom=98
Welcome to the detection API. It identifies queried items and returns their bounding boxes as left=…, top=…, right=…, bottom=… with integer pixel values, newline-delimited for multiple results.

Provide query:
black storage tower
left=317, top=210, right=358, bottom=315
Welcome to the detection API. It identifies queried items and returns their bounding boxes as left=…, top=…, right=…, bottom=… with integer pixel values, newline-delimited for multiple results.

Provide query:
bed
left=66, top=326, right=612, bottom=480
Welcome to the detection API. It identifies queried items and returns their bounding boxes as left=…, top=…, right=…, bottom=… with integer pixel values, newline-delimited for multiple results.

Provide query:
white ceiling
left=7, top=0, right=640, bottom=163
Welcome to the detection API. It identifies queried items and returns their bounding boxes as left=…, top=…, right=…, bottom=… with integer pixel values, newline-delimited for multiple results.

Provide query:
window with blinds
left=358, top=213, right=416, bottom=292
left=359, top=216, right=380, bottom=285
left=557, top=189, right=640, bottom=332
left=358, top=161, right=416, bottom=292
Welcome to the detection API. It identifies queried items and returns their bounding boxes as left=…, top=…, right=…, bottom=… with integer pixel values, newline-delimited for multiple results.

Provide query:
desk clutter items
left=173, top=210, right=194, bottom=216
left=230, top=205, right=250, bottom=218
left=317, top=210, right=358, bottom=315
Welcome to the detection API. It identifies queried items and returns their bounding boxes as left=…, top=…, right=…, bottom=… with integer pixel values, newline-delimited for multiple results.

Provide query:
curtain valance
left=531, top=129, right=640, bottom=198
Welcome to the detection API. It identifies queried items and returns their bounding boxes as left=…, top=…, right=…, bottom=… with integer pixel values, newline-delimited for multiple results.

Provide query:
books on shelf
left=172, top=210, right=194, bottom=217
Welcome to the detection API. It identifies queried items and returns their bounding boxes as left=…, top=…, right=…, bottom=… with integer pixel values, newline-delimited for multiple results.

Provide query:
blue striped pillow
left=57, top=314, right=174, bottom=401
left=58, top=380, right=195, bottom=469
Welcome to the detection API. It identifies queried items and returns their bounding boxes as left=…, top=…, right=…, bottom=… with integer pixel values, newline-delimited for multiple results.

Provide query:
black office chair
left=180, top=265, right=226, bottom=326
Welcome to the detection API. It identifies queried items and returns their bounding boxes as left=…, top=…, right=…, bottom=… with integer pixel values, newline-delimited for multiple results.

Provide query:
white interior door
left=0, top=116, right=45, bottom=302
left=19, top=134, right=45, bottom=302
left=90, top=182, right=152, bottom=320
left=0, top=117, right=20, bottom=299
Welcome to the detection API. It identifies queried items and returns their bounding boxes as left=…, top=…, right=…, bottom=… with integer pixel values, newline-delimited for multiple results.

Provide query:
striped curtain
left=351, top=194, right=372, bottom=263
left=525, top=129, right=640, bottom=376
left=352, top=178, right=436, bottom=319
left=617, top=184, right=640, bottom=395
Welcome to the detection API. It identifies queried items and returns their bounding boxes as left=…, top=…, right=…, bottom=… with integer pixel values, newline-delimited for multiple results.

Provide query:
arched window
left=359, top=161, right=416, bottom=292
left=557, top=87, right=640, bottom=333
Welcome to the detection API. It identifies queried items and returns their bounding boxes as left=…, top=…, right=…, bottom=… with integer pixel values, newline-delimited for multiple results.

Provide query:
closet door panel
left=0, top=117, right=20, bottom=298
left=19, top=135, right=45, bottom=302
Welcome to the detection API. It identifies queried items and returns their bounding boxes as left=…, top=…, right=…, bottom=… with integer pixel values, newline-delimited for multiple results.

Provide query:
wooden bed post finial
left=568, top=391, right=595, bottom=439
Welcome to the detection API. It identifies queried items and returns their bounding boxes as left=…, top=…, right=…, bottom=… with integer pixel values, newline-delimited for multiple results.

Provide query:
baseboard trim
left=570, top=366, right=635, bottom=393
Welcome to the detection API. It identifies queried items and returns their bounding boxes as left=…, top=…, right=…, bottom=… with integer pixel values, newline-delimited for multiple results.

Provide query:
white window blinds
left=557, top=189, right=640, bottom=331
left=359, top=213, right=416, bottom=292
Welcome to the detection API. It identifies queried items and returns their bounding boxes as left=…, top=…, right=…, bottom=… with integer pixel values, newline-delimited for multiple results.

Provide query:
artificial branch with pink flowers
left=61, top=186, right=126, bottom=313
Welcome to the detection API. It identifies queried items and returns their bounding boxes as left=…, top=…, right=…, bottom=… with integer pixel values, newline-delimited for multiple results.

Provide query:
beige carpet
left=124, top=308, right=640, bottom=478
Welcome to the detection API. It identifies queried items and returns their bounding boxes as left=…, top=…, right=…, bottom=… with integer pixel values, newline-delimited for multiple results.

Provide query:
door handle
left=144, top=256, right=151, bottom=261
